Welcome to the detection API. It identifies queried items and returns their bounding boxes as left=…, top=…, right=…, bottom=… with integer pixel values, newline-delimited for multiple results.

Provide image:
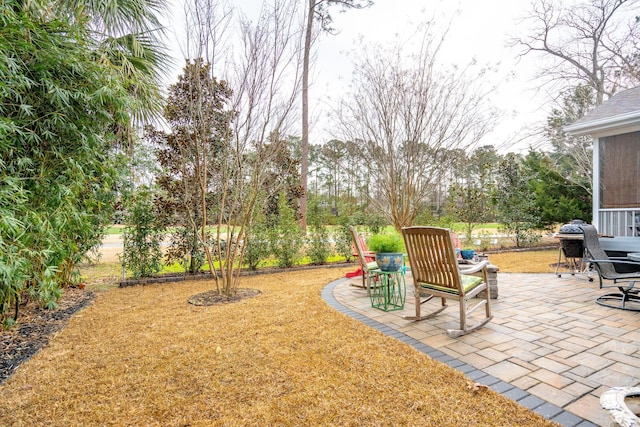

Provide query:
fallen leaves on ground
left=0, top=268, right=558, bottom=426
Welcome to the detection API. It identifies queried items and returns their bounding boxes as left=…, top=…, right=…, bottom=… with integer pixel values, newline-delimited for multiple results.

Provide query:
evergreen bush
left=334, top=224, right=354, bottom=262
left=306, top=198, right=332, bottom=265
left=308, top=225, right=332, bottom=265
left=121, top=188, right=165, bottom=279
left=244, top=221, right=271, bottom=270
left=270, top=195, right=304, bottom=268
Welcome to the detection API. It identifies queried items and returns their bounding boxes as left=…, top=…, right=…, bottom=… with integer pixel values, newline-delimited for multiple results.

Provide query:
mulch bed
left=188, top=288, right=261, bottom=305
left=0, top=288, right=95, bottom=385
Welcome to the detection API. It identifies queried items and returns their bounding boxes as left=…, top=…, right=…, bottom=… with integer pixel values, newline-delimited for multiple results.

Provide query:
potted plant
left=367, top=232, right=404, bottom=271
left=460, top=248, right=476, bottom=260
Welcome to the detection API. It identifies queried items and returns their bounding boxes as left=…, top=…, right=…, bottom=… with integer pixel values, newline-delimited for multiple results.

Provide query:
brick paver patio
left=324, top=271, right=640, bottom=426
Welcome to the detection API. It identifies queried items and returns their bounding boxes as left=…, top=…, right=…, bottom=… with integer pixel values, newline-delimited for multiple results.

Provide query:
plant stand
left=369, top=270, right=406, bottom=311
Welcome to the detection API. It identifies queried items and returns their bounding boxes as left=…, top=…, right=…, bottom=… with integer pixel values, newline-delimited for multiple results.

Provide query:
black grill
left=558, top=220, right=586, bottom=260
left=560, top=239, right=584, bottom=258
left=555, top=220, right=589, bottom=277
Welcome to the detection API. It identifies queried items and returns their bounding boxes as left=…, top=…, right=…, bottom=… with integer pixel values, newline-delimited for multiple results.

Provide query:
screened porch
left=596, top=130, right=640, bottom=236
left=564, top=86, right=640, bottom=238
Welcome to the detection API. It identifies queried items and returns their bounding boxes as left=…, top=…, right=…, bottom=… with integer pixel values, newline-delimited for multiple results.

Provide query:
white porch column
left=592, top=136, right=600, bottom=231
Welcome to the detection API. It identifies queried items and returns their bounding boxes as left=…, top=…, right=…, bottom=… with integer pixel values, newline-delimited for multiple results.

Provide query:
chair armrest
left=587, top=259, right=640, bottom=267
left=353, top=250, right=376, bottom=256
left=458, top=260, right=489, bottom=275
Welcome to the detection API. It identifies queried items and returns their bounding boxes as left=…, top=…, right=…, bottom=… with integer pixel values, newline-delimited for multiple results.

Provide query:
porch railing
left=598, top=209, right=640, bottom=237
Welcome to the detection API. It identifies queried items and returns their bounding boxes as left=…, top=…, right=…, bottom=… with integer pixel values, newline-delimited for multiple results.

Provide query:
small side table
left=369, top=270, right=406, bottom=312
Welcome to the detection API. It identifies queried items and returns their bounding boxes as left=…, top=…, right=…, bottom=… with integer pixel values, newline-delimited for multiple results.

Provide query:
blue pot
left=460, top=249, right=475, bottom=260
left=375, top=253, right=404, bottom=272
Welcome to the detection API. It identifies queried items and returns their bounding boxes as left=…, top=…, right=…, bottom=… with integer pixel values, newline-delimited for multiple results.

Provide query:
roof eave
left=564, top=111, right=640, bottom=138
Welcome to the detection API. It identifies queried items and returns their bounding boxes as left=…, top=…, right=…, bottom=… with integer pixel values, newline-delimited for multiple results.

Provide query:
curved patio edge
left=321, top=277, right=598, bottom=427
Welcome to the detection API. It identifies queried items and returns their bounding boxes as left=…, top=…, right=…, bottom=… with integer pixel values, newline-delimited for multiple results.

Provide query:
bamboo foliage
left=0, top=3, right=139, bottom=322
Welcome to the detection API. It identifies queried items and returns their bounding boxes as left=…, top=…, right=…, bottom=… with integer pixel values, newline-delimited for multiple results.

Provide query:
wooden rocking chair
left=402, top=226, right=493, bottom=337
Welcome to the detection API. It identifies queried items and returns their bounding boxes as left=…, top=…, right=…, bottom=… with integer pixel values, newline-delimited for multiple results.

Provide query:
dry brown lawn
left=488, top=249, right=559, bottom=273
left=0, top=267, right=558, bottom=426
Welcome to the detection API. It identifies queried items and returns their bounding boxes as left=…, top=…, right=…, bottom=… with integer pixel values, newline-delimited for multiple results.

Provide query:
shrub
left=334, top=224, right=354, bottom=262
left=306, top=198, right=332, bottom=265
left=165, top=225, right=206, bottom=274
left=270, top=195, right=304, bottom=268
left=121, top=187, right=165, bottom=279
left=367, top=232, right=404, bottom=253
left=307, top=225, right=332, bottom=265
left=271, top=227, right=304, bottom=268
left=244, top=222, right=271, bottom=270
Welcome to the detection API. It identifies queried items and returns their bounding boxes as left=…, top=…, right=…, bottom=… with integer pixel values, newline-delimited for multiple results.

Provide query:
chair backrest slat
left=403, top=226, right=461, bottom=291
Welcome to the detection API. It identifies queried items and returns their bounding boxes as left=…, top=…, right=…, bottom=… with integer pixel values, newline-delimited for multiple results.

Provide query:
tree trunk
left=300, top=0, right=315, bottom=232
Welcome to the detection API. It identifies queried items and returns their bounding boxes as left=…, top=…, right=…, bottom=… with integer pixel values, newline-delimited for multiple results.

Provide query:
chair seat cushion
left=365, top=261, right=379, bottom=271
left=419, top=274, right=483, bottom=295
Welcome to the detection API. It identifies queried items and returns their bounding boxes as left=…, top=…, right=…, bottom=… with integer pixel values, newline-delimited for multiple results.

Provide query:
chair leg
left=366, top=273, right=377, bottom=297
left=595, top=290, right=640, bottom=311
left=403, top=288, right=448, bottom=321
left=485, top=289, right=492, bottom=318
left=458, top=298, right=466, bottom=333
left=447, top=294, right=493, bottom=338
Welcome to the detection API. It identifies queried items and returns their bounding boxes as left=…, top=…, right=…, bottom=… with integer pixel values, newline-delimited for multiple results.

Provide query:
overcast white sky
left=312, top=0, right=550, bottom=152
left=166, top=0, right=551, bottom=152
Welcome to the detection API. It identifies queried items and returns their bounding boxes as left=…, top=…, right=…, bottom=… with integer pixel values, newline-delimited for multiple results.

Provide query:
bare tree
left=512, top=0, right=640, bottom=195
left=545, top=85, right=595, bottom=194
left=182, top=0, right=233, bottom=69
left=300, top=0, right=373, bottom=230
left=336, top=25, right=496, bottom=231
left=512, top=0, right=640, bottom=104
left=176, top=0, right=303, bottom=296
left=221, top=0, right=303, bottom=295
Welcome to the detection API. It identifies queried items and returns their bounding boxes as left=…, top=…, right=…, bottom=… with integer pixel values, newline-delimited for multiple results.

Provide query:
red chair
left=348, top=226, right=379, bottom=290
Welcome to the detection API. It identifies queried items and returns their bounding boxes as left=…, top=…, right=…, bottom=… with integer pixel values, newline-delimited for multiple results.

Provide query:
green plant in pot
left=368, top=232, right=404, bottom=272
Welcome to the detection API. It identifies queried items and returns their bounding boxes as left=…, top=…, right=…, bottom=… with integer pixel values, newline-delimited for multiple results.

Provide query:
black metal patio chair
left=582, top=225, right=640, bottom=311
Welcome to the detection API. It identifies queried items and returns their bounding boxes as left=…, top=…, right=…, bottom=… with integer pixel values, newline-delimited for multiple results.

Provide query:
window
left=600, top=131, right=640, bottom=208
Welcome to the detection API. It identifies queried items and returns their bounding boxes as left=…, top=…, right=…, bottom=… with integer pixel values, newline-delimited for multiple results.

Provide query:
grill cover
left=559, top=220, right=586, bottom=234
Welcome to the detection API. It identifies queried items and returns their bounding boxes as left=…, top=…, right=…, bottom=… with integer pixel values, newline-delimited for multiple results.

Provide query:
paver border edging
left=321, top=277, right=598, bottom=427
